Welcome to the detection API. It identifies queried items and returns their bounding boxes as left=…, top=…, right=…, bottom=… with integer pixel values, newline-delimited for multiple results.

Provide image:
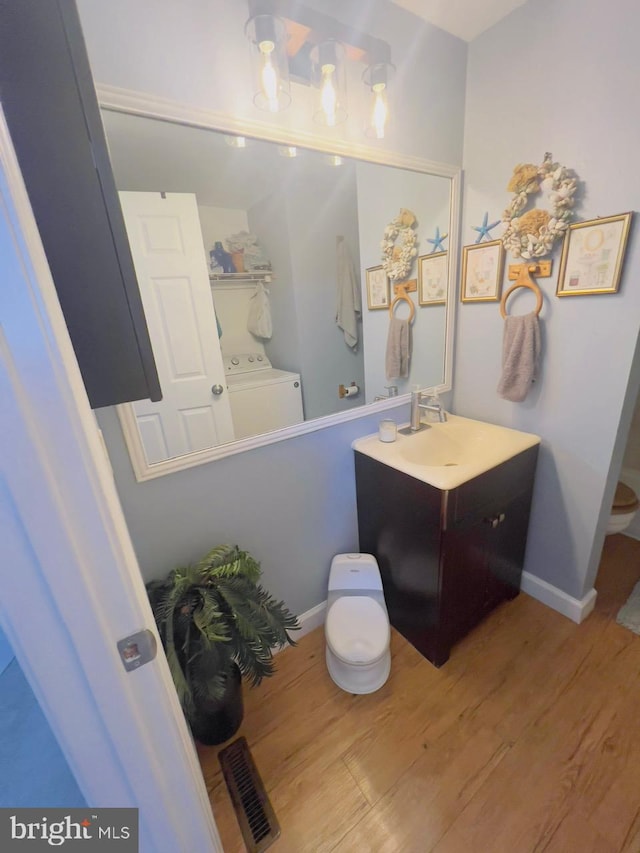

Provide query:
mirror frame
left=98, top=84, right=461, bottom=481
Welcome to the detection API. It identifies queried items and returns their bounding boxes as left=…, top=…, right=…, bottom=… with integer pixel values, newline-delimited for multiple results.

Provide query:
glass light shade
left=310, top=40, right=347, bottom=127
left=363, top=61, right=394, bottom=139
left=245, top=14, right=291, bottom=113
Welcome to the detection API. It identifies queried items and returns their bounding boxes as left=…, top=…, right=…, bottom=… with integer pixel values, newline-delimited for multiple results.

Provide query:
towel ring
left=389, top=287, right=416, bottom=323
left=500, top=265, right=543, bottom=319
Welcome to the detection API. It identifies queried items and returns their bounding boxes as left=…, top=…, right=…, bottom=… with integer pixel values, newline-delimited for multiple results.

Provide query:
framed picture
left=365, top=265, right=390, bottom=310
left=460, top=240, right=504, bottom=303
left=556, top=212, right=633, bottom=296
left=418, top=252, right=448, bottom=306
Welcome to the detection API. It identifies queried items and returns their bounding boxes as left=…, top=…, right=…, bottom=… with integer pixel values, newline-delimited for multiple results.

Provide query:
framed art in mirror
left=366, top=265, right=390, bottom=310
left=418, top=252, right=447, bottom=306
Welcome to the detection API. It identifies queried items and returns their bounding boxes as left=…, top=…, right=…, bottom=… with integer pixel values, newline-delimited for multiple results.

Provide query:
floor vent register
left=218, top=736, right=281, bottom=852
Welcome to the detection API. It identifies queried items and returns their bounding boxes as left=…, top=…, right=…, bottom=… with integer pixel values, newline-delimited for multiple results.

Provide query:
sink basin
left=399, top=423, right=477, bottom=468
left=352, top=414, right=540, bottom=490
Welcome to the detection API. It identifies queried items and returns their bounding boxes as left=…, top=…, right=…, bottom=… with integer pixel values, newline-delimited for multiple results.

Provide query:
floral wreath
left=502, top=153, right=578, bottom=259
left=381, top=209, right=418, bottom=281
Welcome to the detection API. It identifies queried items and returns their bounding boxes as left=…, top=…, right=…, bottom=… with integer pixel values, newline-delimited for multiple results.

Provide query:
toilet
left=325, top=553, right=391, bottom=694
left=606, top=481, right=640, bottom=535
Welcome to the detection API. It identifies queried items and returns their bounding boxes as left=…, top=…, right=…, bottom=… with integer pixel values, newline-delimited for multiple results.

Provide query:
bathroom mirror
left=99, top=94, right=460, bottom=480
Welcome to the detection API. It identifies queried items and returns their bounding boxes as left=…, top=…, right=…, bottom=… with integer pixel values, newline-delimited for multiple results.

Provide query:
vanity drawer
left=448, top=445, right=539, bottom=528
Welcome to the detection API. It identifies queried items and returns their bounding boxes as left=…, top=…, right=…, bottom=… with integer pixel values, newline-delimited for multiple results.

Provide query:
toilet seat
left=612, top=481, right=639, bottom=515
left=326, top=596, right=389, bottom=665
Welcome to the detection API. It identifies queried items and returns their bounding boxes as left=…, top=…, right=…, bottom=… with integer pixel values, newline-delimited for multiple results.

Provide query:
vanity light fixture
left=245, top=1, right=393, bottom=137
left=278, top=145, right=298, bottom=157
left=245, top=13, right=291, bottom=113
left=310, top=39, right=347, bottom=127
left=326, top=154, right=344, bottom=167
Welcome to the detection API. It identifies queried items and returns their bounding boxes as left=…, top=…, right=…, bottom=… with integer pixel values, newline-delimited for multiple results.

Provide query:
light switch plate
left=117, top=629, right=157, bottom=672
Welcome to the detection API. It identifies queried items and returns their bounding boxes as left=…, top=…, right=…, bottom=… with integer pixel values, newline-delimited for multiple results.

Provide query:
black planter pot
left=189, top=663, right=244, bottom=746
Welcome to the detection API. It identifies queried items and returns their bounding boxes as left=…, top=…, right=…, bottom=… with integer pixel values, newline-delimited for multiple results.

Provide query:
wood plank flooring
left=197, top=534, right=640, bottom=852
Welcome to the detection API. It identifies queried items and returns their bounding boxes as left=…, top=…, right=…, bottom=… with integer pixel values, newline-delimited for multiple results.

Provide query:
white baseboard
left=273, top=600, right=327, bottom=655
left=296, top=600, right=327, bottom=637
left=278, top=575, right=597, bottom=654
left=520, top=571, right=597, bottom=624
left=278, top=573, right=599, bottom=656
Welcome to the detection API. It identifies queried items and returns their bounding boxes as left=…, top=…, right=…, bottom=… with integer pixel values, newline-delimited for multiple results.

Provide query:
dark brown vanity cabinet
left=355, top=445, right=539, bottom=666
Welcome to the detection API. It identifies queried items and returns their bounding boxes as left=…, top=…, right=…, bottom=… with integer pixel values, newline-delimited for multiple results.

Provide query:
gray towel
left=385, top=317, right=411, bottom=379
left=497, top=311, right=541, bottom=402
left=335, top=236, right=361, bottom=349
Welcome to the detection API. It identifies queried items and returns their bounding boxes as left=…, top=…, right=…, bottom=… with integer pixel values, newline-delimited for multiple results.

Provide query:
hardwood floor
left=197, top=535, right=640, bottom=852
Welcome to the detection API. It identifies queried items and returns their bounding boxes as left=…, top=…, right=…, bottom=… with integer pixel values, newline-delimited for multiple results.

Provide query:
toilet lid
left=326, top=597, right=389, bottom=664
left=613, top=481, right=639, bottom=513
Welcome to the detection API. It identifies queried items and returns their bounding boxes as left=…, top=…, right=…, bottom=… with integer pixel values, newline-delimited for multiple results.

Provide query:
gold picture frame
left=418, top=252, right=448, bottom=306
left=365, top=265, right=390, bottom=310
left=460, top=240, right=504, bottom=303
left=556, top=212, right=633, bottom=296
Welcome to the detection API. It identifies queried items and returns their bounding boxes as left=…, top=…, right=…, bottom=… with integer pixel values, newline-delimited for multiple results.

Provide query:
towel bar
left=389, top=285, right=416, bottom=323
left=500, top=264, right=543, bottom=318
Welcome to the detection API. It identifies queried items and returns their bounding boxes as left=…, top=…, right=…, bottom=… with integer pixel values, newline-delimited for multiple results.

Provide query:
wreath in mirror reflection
left=381, top=208, right=418, bottom=280
left=502, top=153, right=578, bottom=259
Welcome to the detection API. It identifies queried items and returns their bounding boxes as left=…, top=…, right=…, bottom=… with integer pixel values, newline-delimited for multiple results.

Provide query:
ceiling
left=390, top=0, right=528, bottom=42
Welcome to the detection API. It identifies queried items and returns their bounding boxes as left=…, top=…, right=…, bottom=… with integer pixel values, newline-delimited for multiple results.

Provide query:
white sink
left=352, top=414, right=540, bottom=490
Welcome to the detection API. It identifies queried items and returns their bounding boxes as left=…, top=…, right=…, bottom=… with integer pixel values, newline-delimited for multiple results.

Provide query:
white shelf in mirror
left=209, top=272, right=274, bottom=283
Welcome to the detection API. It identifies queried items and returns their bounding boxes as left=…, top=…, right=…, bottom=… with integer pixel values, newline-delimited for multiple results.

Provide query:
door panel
left=119, top=192, right=234, bottom=460
left=136, top=414, right=170, bottom=465
left=180, top=407, right=219, bottom=452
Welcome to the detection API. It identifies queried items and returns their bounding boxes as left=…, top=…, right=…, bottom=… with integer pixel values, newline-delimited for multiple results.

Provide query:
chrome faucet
left=410, top=388, right=447, bottom=430
left=374, top=385, right=399, bottom=401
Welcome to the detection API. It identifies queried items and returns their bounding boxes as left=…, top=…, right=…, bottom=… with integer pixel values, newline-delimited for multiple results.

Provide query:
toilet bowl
left=606, top=481, right=639, bottom=535
left=325, top=554, right=391, bottom=694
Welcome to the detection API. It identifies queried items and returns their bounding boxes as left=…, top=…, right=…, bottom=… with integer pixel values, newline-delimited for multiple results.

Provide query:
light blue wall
left=83, top=0, right=467, bottom=609
left=247, top=193, right=300, bottom=373
left=0, top=623, right=13, bottom=675
left=96, top=403, right=409, bottom=612
left=0, top=626, right=85, bottom=807
left=249, top=161, right=364, bottom=421
left=456, top=0, right=640, bottom=600
left=285, top=163, right=364, bottom=420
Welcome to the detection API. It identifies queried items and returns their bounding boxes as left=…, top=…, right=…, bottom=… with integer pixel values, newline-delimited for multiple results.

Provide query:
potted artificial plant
left=147, top=544, right=299, bottom=745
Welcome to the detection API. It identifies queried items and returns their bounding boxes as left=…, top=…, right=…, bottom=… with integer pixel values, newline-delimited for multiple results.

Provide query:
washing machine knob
left=257, top=355, right=263, bottom=361
left=230, top=357, right=240, bottom=366
left=248, top=356, right=255, bottom=362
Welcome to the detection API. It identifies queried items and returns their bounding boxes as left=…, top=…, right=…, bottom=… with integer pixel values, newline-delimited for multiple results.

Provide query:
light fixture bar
left=247, top=0, right=391, bottom=71
left=246, top=0, right=393, bottom=136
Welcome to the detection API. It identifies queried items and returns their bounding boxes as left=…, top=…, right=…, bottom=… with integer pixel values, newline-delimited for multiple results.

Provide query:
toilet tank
left=329, top=553, right=382, bottom=592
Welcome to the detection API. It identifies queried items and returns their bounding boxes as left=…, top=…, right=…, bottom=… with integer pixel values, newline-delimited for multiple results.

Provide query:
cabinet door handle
left=484, top=512, right=505, bottom=528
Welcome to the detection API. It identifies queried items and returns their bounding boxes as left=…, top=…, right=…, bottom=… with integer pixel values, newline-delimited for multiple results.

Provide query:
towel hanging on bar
left=335, top=236, right=361, bottom=350
left=385, top=317, right=412, bottom=379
